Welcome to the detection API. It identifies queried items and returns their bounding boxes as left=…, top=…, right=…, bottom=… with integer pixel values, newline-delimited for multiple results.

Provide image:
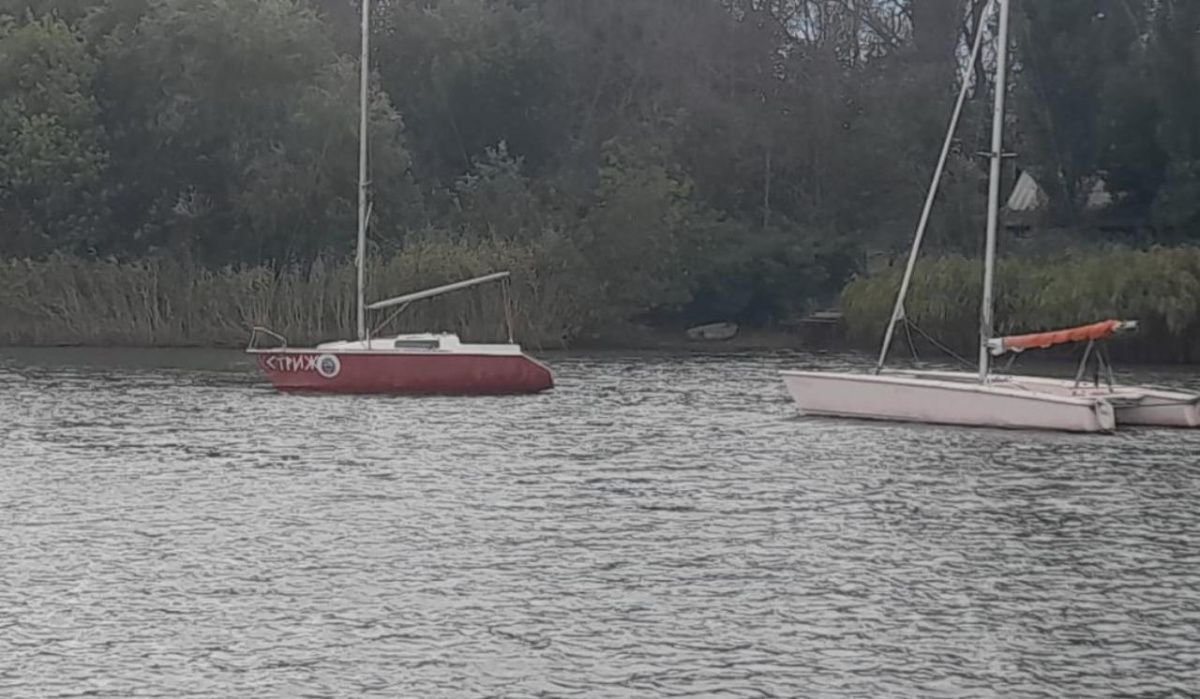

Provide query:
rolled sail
left=987, top=319, right=1138, bottom=355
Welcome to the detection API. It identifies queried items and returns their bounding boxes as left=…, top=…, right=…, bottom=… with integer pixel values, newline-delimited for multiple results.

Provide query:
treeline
left=1, top=0, right=1199, bottom=345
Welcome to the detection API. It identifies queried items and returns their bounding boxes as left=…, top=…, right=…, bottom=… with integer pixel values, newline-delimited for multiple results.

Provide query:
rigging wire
left=903, top=319, right=977, bottom=370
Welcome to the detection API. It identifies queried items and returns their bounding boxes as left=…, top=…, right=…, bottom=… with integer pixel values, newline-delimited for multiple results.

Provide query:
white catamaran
left=781, top=0, right=1199, bottom=433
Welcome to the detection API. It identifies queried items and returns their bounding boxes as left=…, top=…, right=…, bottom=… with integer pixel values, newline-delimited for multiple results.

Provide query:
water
left=2, top=347, right=1199, bottom=697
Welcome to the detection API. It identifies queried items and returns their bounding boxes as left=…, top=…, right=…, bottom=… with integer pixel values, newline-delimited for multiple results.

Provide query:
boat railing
left=247, top=326, right=289, bottom=351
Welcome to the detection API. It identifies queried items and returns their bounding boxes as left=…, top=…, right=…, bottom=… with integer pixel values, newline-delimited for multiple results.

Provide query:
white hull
left=904, top=370, right=1200, bottom=428
left=781, top=370, right=1116, bottom=433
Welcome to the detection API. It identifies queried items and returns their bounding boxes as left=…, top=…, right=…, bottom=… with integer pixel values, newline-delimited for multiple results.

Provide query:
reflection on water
left=2, top=348, right=1199, bottom=696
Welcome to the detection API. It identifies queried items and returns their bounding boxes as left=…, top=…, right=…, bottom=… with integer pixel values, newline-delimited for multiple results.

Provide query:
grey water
left=2, top=347, right=1199, bottom=697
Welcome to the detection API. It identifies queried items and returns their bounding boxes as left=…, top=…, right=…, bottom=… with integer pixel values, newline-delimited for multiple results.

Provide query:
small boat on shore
left=686, top=322, right=738, bottom=341
left=246, top=0, right=552, bottom=395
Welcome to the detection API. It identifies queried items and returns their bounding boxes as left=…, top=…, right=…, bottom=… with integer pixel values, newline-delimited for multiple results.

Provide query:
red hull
left=251, top=350, right=553, bottom=394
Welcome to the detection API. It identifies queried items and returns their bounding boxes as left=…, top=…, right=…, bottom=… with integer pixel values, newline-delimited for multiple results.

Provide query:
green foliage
left=1015, top=0, right=1133, bottom=217
left=2, top=0, right=1200, bottom=352
left=446, top=142, right=552, bottom=242
left=842, top=247, right=1200, bottom=362
left=373, top=0, right=569, bottom=182
left=232, top=57, right=417, bottom=261
left=1148, top=1, right=1200, bottom=236
left=1013, top=0, right=1200, bottom=235
left=87, top=0, right=416, bottom=263
left=0, top=16, right=105, bottom=255
left=578, top=139, right=715, bottom=318
left=678, top=220, right=861, bottom=326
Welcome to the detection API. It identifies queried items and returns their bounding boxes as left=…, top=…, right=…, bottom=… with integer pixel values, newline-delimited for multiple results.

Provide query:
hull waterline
left=250, top=349, right=553, bottom=395
left=781, top=370, right=1116, bottom=433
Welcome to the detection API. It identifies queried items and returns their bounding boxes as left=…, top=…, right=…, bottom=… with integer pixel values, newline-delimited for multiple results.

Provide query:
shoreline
left=0, top=326, right=846, bottom=355
left=7, top=332, right=1200, bottom=369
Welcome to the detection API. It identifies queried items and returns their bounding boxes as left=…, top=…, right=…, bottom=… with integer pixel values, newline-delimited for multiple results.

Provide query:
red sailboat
left=248, top=272, right=553, bottom=395
left=246, top=0, right=552, bottom=395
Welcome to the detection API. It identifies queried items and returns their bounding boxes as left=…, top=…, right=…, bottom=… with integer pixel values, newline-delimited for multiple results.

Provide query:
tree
left=1013, top=0, right=1151, bottom=223
left=89, top=0, right=416, bottom=263
left=1150, top=0, right=1200, bottom=239
left=372, top=0, right=570, bottom=186
left=0, top=16, right=106, bottom=256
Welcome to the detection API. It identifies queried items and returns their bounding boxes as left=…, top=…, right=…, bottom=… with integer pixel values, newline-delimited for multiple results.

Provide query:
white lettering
left=264, top=354, right=320, bottom=373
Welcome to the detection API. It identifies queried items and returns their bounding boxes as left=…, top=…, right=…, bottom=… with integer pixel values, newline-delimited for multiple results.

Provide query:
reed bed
left=0, top=239, right=591, bottom=348
left=841, top=247, right=1200, bottom=363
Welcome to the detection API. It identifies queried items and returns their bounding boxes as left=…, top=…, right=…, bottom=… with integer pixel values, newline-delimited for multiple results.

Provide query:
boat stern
left=518, top=352, right=555, bottom=392
left=1093, top=399, right=1117, bottom=433
left=1113, top=393, right=1200, bottom=428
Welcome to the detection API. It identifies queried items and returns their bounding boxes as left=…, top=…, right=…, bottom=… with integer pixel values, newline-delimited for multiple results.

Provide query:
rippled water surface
left=3, top=347, right=1200, bottom=697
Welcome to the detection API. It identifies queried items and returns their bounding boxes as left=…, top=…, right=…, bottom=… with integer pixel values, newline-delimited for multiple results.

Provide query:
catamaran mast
left=875, top=0, right=993, bottom=374
left=979, top=0, right=1011, bottom=381
left=355, top=0, right=371, bottom=341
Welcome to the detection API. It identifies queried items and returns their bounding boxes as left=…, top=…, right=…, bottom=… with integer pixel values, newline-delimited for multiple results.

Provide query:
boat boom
left=367, top=271, right=511, bottom=311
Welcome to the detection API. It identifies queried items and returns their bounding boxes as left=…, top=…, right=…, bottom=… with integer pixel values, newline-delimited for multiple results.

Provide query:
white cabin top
left=316, top=333, right=524, bottom=356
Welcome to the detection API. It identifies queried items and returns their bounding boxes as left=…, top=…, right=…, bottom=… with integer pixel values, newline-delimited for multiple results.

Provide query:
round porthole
left=316, top=354, right=342, bottom=379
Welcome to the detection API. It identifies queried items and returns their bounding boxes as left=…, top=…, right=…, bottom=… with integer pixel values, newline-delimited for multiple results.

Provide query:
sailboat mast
left=875, top=0, right=993, bottom=374
left=979, top=0, right=1011, bottom=382
left=355, top=0, right=371, bottom=341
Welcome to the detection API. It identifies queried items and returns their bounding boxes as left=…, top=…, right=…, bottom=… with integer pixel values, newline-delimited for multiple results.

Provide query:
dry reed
left=0, top=239, right=590, bottom=348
